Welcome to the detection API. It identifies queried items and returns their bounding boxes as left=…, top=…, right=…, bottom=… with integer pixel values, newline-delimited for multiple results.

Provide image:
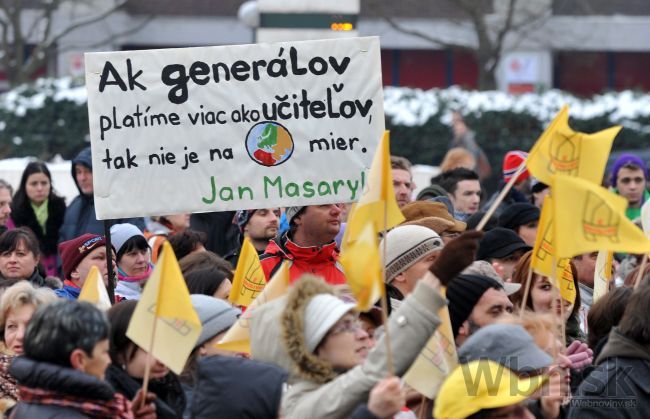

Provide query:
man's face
left=616, top=167, right=646, bottom=207
left=517, top=220, right=538, bottom=247
left=456, top=287, right=512, bottom=345
left=450, top=180, right=481, bottom=214
left=392, top=169, right=414, bottom=208
left=572, top=252, right=598, bottom=288
left=393, top=251, right=439, bottom=295
left=245, top=208, right=280, bottom=240
left=0, top=188, right=12, bottom=226
left=72, top=247, right=116, bottom=287
left=75, top=164, right=93, bottom=195
left=80, top=339, right=112, bottom=381
left=295, top=204, right=342, bottom=243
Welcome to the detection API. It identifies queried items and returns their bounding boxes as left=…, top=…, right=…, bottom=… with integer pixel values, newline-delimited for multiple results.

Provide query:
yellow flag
left=340, top=222, right=383, bottom=311
left=403, top=284, right=457, bottom=398
left=559, top=260, right=576, bottom=305
left=345, top=131, right=405, bottom=241
left=229, top=237, right=266, bottom=307
left=126, top=241, right=201, bottom=375
left=552, top=174, right=650, bottom=258
left=593, top=251, right=613, bottom=303
left=527, top=106, right=620, bottom=185
left=216, top=261, right=290, bottom=353
left=78, top=266, right=111, bottom=311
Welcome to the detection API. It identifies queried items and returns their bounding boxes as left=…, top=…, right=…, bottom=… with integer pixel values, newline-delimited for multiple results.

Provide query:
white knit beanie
left=304, top=294, right=356, bottom=352
left=110, top=223, right=145, bottom=254
left=380, top=225, right=444, bottom=283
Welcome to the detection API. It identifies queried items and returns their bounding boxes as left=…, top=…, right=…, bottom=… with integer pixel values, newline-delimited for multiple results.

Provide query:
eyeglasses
left=329, top=318, right=363, bottom=335
left=441, top=232, right=460, bottom=239
left=619, top=176, right=644, bottom=185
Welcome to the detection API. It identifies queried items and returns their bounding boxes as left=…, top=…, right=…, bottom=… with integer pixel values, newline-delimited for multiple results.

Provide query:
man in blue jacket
left=59, top=147, right=145, bottom=243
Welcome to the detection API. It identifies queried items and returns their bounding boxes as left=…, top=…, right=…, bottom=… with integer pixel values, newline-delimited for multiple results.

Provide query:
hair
left=390, top=155, right=412, bottom=172
left=505, top=311, right=557, bottom=352
left=0, top=179, right=13, bottom=195
left=11, top=161, right=61, bottom=212
left=437, top=167, right=480, bottom=195
left=618, top=280, right=650, bottom=344
left=0, top=227, right=41, bottom=260
left=587, top=287, right=633, bottom=348
left=0, top=281, right=57, bottom=341
left=509, top=251, right=581, bottom=319
left=440, top=148, right=476, bottom=173
left=168, top=229, right=207, bottom=261
left=184, top=266, right=229, bottom=296
left=179, top=250, right=234, bottom=280
left=116, top=234, right=150, bottom=262
left=106, top=300, right=139, bottom=365
left=23, top=301, right=109, bottom=367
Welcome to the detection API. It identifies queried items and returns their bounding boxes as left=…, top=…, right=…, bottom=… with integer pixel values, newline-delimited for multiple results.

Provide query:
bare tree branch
left=58, top=14, right=153, bottom=52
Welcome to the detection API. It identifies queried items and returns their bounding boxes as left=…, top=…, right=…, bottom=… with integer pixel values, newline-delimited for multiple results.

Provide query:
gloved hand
left=565, top=340, right=593, bottom=370
left=430, top=230, right=483, bottom=286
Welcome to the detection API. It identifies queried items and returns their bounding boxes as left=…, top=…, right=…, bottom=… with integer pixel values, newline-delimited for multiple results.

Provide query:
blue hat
left=611, top=153, right=648, bottom=186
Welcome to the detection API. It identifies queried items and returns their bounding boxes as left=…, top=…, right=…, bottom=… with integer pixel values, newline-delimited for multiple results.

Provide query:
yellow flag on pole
left=527, top=106, right=620, bottom=185
left=229, top=237, right=266, bottom=307
left=403, top=283, right=457, bottom=398
left=340, top=221, right=383, bottom=311
left=216, top=261, right=290, bottom=353
left=552, top=174, right=650, bottom=258
left=78, top=266, right=111, bottom=311
left=593, top=250, right=613, bottom=303
left=126, top=241, right=202, bottom=375
left=345, top=131, right=404, bottom=242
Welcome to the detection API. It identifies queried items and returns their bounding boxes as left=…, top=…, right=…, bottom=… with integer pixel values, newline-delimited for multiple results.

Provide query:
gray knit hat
left=190, top=294, right=241, bottom=348
left=380, top=225, right=444, bottom=283
left=285, top=206, right=306, bottom=225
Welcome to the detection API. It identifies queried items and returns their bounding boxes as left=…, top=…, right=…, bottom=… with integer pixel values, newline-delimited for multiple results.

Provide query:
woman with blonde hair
left=0, top=281, right=56, bottom=410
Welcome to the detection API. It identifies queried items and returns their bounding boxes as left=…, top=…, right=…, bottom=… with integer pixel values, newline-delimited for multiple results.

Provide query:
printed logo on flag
left=583, top=192, right=621, bottom=242
left=548, top=132, right=581, bottom=175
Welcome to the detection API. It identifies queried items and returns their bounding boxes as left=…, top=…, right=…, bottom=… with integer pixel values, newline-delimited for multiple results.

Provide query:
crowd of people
left=0, top=136, right=648, bottom=418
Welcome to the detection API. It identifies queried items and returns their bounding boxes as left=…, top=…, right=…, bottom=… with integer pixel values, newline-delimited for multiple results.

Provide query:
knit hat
left=401, top=201, right=466, bottom=233
left=477, top=227, right=531, bottom=261
left=611, top=153, right=648, bottom=186
left=498, top=203, right=540, bottom=231
left=446, top=274, right=503, bottom=337
left=58, top=234, right=107, bottom=280
left=458, top=323, right=553, bottom=373
left=380, top=225, right=444, bottom=283
left=416, top=184, right=448, bottom=201
left=191, top=294, right=241, bottom=348
left=503, top=151, right=530, bottom=183
left=285, top=206, right=306, bottom=225
left=234, top=210, right=255, bottom=233
left=110, top=223, right=145, bottom=254
left=304, top=294, right=356, bottom=352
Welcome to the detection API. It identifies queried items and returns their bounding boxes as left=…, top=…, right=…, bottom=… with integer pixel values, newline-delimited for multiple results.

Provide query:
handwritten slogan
left=85, top=37, right=384, bottom=219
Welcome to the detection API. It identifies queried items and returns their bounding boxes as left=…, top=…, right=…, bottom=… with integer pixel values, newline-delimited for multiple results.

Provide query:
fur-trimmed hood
left=281, top=276, right=341, bottom=384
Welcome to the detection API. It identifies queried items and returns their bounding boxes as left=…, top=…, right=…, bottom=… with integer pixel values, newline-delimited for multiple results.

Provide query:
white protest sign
left=85, top=37, right=384, bottom=219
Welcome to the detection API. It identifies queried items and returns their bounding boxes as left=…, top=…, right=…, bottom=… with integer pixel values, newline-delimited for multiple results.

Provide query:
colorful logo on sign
left=245, top=121, right=294, bottom=167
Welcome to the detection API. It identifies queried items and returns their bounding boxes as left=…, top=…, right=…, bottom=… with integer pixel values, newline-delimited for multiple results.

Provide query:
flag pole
left=475, top=162, right=527, bottom=231
left=519, top=265, right=534, bottom=315
left=634, top=254, right=648, bottom=289
left=551, top=258, right=565, bottom=356
left=380, top=201, right=395, bottom=376
left=103, top=220, right=115, bottom=304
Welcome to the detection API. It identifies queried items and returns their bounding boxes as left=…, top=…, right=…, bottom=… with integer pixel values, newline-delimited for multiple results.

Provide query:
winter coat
left=249, top=277, right=446, bottom=419
left=10, top=193, right=66, bottom=258
left=568, top=328, right=650, bottom=418
left=189, top=355, right=288, bottom=419
left=189, top=211, right=240, bottom=257
left=260, top=232, right=346, bottom=285
left=9, top=356, right=121, bottom=419
left=0, top=268, right=46, bottom=288
left=104, top=363, right=185, bottom=419
left=58, top=147, right=144, bottom=243
left=54, top=280, right=80, bottom=300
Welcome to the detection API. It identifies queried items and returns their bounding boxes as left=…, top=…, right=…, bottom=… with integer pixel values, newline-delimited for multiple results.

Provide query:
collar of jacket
left=10, top=356, right=115, bottom=400
left=267, top=233, right=339, bottom=263
left=597, top=327, right=650, bottom=365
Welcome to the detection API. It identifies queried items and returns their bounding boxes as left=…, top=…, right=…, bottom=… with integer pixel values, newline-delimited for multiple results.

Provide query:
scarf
left=0, top=354, right=17, bottom=401
left=117, top=264, right=153, bottom=283
left=30, top=199, right=49, bottom=234
left=18, top=385, right=133, bottom=418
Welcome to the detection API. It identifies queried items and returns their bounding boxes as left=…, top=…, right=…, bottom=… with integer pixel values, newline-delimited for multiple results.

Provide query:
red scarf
left=18, top=386, right=134, bottom=418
